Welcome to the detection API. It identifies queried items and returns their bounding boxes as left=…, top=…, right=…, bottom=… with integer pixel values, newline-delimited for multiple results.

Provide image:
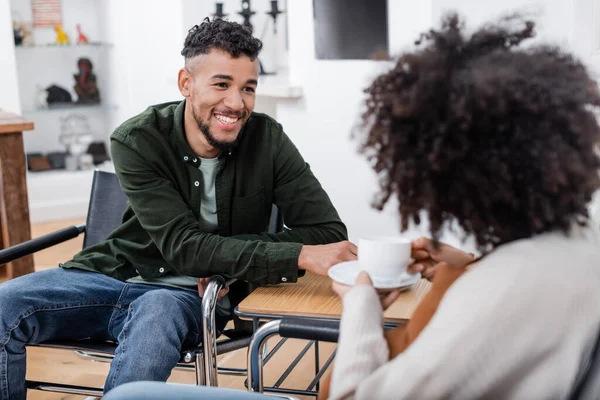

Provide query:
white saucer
left=328, top=260, right=421, bottom=290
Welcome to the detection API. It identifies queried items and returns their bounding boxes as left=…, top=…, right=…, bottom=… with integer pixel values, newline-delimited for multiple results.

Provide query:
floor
left=6, top=218, right=335, bottom=399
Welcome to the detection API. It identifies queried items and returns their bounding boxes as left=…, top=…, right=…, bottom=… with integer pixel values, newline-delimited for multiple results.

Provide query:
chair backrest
left=269, top=204, right=284, bottom=233
left=569, top=328, right=600, bottom=399
left=82, top=170, right=129, bottom=249
left=82, top=170, right=284, bottom=249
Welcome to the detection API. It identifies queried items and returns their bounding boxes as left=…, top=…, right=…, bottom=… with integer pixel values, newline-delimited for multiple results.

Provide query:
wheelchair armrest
left=248, top=318, right=340, bottom=393
left=0, top=224, right=86, bottom=265
left=279, top=318, right=340, bottom=343
left=200, top=275, right=238, bottom=386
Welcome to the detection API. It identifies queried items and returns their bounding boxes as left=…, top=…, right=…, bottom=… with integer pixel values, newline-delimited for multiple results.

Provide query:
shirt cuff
left=264, top=242, right=303, bottom=284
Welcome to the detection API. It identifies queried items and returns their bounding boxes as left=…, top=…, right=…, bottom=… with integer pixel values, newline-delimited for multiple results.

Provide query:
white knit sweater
left=330, top=227, right=600, bottom=399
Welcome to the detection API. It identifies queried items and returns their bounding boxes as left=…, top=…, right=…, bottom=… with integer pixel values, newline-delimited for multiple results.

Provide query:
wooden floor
left=7, top=218, right=335, bottom=399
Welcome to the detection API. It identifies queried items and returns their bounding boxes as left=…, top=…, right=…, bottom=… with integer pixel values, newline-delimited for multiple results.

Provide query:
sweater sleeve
left=328, top=265, right=467, bottom=399
left=328, top=285, right=389, bottom=400
left=329, top=253, right=595, bottom=400
left=320, top=265, right=466, bottom=399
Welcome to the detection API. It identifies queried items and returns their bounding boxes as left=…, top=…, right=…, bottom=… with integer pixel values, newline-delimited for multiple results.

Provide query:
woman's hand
left=407, top=237, right=475, bottom=281
left=332, top=271, right=400, bottom=310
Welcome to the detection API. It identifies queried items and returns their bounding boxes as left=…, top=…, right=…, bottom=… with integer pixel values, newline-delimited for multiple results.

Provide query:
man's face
left=179, top=49, right=259, bottom=152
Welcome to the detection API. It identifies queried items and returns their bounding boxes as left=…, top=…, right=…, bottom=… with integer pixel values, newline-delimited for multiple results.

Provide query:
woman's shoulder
left=466, top=226, right=600, bottom=298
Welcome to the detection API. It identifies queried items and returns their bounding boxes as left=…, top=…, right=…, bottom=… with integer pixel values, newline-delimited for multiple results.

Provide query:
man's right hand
left=298, top=241, right=357, bottom=276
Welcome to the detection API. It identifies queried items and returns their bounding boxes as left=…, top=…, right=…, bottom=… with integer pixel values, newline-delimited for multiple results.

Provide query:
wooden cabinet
left=0, top=110, right=35, bottom=280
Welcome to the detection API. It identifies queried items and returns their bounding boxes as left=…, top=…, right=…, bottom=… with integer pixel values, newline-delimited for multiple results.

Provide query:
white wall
left=0, top=0, right=21, bottom=114
left=279, top=0, right=435, bottom=244
left=100, top=0, right=185, bottom=133
left=432, top=0, right=574, bottom=47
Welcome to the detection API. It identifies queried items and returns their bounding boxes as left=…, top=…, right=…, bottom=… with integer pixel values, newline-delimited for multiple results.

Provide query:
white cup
left=358, top=236, right=412, bottom=281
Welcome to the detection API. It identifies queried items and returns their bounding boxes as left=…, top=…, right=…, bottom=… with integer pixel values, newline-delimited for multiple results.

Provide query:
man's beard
left=192, top=108, right=243, bottom=153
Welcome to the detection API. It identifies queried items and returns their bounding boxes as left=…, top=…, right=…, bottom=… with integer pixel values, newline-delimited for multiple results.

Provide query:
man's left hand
left=197, top=278, right=230, bottom=301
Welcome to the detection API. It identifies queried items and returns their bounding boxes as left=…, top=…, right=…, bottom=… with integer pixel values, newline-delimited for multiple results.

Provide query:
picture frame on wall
left=31, top=0, right=62, bottom=28
left=313, top=0, right=389, bottom=60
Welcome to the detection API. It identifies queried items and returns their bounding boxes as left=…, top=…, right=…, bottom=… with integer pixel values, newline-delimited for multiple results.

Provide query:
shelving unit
left=10, top=0, right=116, bottom=223
left=14, top=42, right=112, bottom=49
left=22, top=103, right=117, bottom=113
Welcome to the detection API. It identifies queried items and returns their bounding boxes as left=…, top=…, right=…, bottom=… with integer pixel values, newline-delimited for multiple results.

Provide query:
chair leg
left=247, top=320, right=282, bottom=393
left=201, top=276, right=225, bottom=386
left=195, top=352, right=206, bottom=386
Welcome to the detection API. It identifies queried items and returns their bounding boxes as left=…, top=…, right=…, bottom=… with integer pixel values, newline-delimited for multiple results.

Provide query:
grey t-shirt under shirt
left=127, top=156, right=230, bottom=311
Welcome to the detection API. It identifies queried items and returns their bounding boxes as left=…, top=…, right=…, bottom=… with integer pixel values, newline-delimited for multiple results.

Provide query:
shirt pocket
left=230, top=186, right=268, bottom=234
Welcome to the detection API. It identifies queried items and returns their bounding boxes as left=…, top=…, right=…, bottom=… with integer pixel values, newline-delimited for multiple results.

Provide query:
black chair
left=569, top=327, right=600, bottom=399
left=0, top=169, right=279, bottom=397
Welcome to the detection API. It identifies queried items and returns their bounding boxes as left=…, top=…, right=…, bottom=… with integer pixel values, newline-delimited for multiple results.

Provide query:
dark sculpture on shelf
left=266, top=0, right=284, bottom=34
left=238, top=0, right=256, bottom=32
left=213, top=3, right=228, bottom=19
left=45, top=84, right=72, bottom=106
left=13, top=25, right=24, bottom=46
left=73, top=57, right=100, bottom=104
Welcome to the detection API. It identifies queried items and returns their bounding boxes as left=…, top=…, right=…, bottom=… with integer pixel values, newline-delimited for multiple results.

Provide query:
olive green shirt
left=61, top=100, right=347, bottom=290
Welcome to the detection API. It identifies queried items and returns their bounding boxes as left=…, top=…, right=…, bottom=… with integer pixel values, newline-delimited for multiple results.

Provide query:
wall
left=432, top=0, right=574, bottom=47
left=100, top=0, right=185, bottom=134
left=0, top=0, right=21, bottom=114
left=278, top=0, right=436, bottom=245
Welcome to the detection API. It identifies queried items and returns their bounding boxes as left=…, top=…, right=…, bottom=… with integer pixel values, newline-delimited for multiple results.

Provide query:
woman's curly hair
left=359, top=13, right=600, bottom=251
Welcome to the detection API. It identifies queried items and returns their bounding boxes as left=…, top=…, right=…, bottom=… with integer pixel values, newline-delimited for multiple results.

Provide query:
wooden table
left=236, top=272, right=431, bottom=325
left=0, top=110, right=35, bottom=280
left=238, top=273, right=431, bottom=396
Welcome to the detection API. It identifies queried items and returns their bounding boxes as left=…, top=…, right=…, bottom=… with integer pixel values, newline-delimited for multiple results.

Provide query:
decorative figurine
left=59, top=113, right=94, bottom=170
left=45, top=84, right=73, bottom=106
left=13, top=22, right=24, bottom=46
left=213, top=3, right=227, bottom=19
left=76, top=24, right=89, bottom=44
left=73, top=58, right=100, bottom=104
left=266, top=0, right=284, bottom=34
left=13, top=19, right=33, bottom=46
left=238, top=0, right=255, bottom=32
left=54, top=24, right=70, bottom=45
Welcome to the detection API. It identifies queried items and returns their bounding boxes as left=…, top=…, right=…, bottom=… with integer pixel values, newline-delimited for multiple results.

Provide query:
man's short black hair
left=181, top=17, right=263, bottom=61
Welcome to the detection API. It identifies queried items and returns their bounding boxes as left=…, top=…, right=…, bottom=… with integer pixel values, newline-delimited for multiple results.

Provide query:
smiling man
left=0, top=18, right=355, bottom=399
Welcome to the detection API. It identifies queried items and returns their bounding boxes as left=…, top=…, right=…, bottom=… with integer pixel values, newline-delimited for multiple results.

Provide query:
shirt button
left=159, top=267, right=165, bottom=273
left=281, top=277, right=287, bottom=282
left=194, top=181, right=200, bottom=187
left=183, top=156, right=189, bottom=161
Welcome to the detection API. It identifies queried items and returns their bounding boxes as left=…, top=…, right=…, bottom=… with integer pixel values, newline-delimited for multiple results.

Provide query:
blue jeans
left=0, top=268, right=228, bottom=400
left=103, top=381, right=271, bottom=400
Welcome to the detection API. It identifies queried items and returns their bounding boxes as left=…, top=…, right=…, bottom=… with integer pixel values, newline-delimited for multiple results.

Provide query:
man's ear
left=178, top=68, right=192, bottom=97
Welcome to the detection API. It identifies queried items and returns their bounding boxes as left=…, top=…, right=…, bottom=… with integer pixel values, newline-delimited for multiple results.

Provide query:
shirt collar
left=173, top=99, right=245, bottom=167
left=173, top=99, right=202, bottom=167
